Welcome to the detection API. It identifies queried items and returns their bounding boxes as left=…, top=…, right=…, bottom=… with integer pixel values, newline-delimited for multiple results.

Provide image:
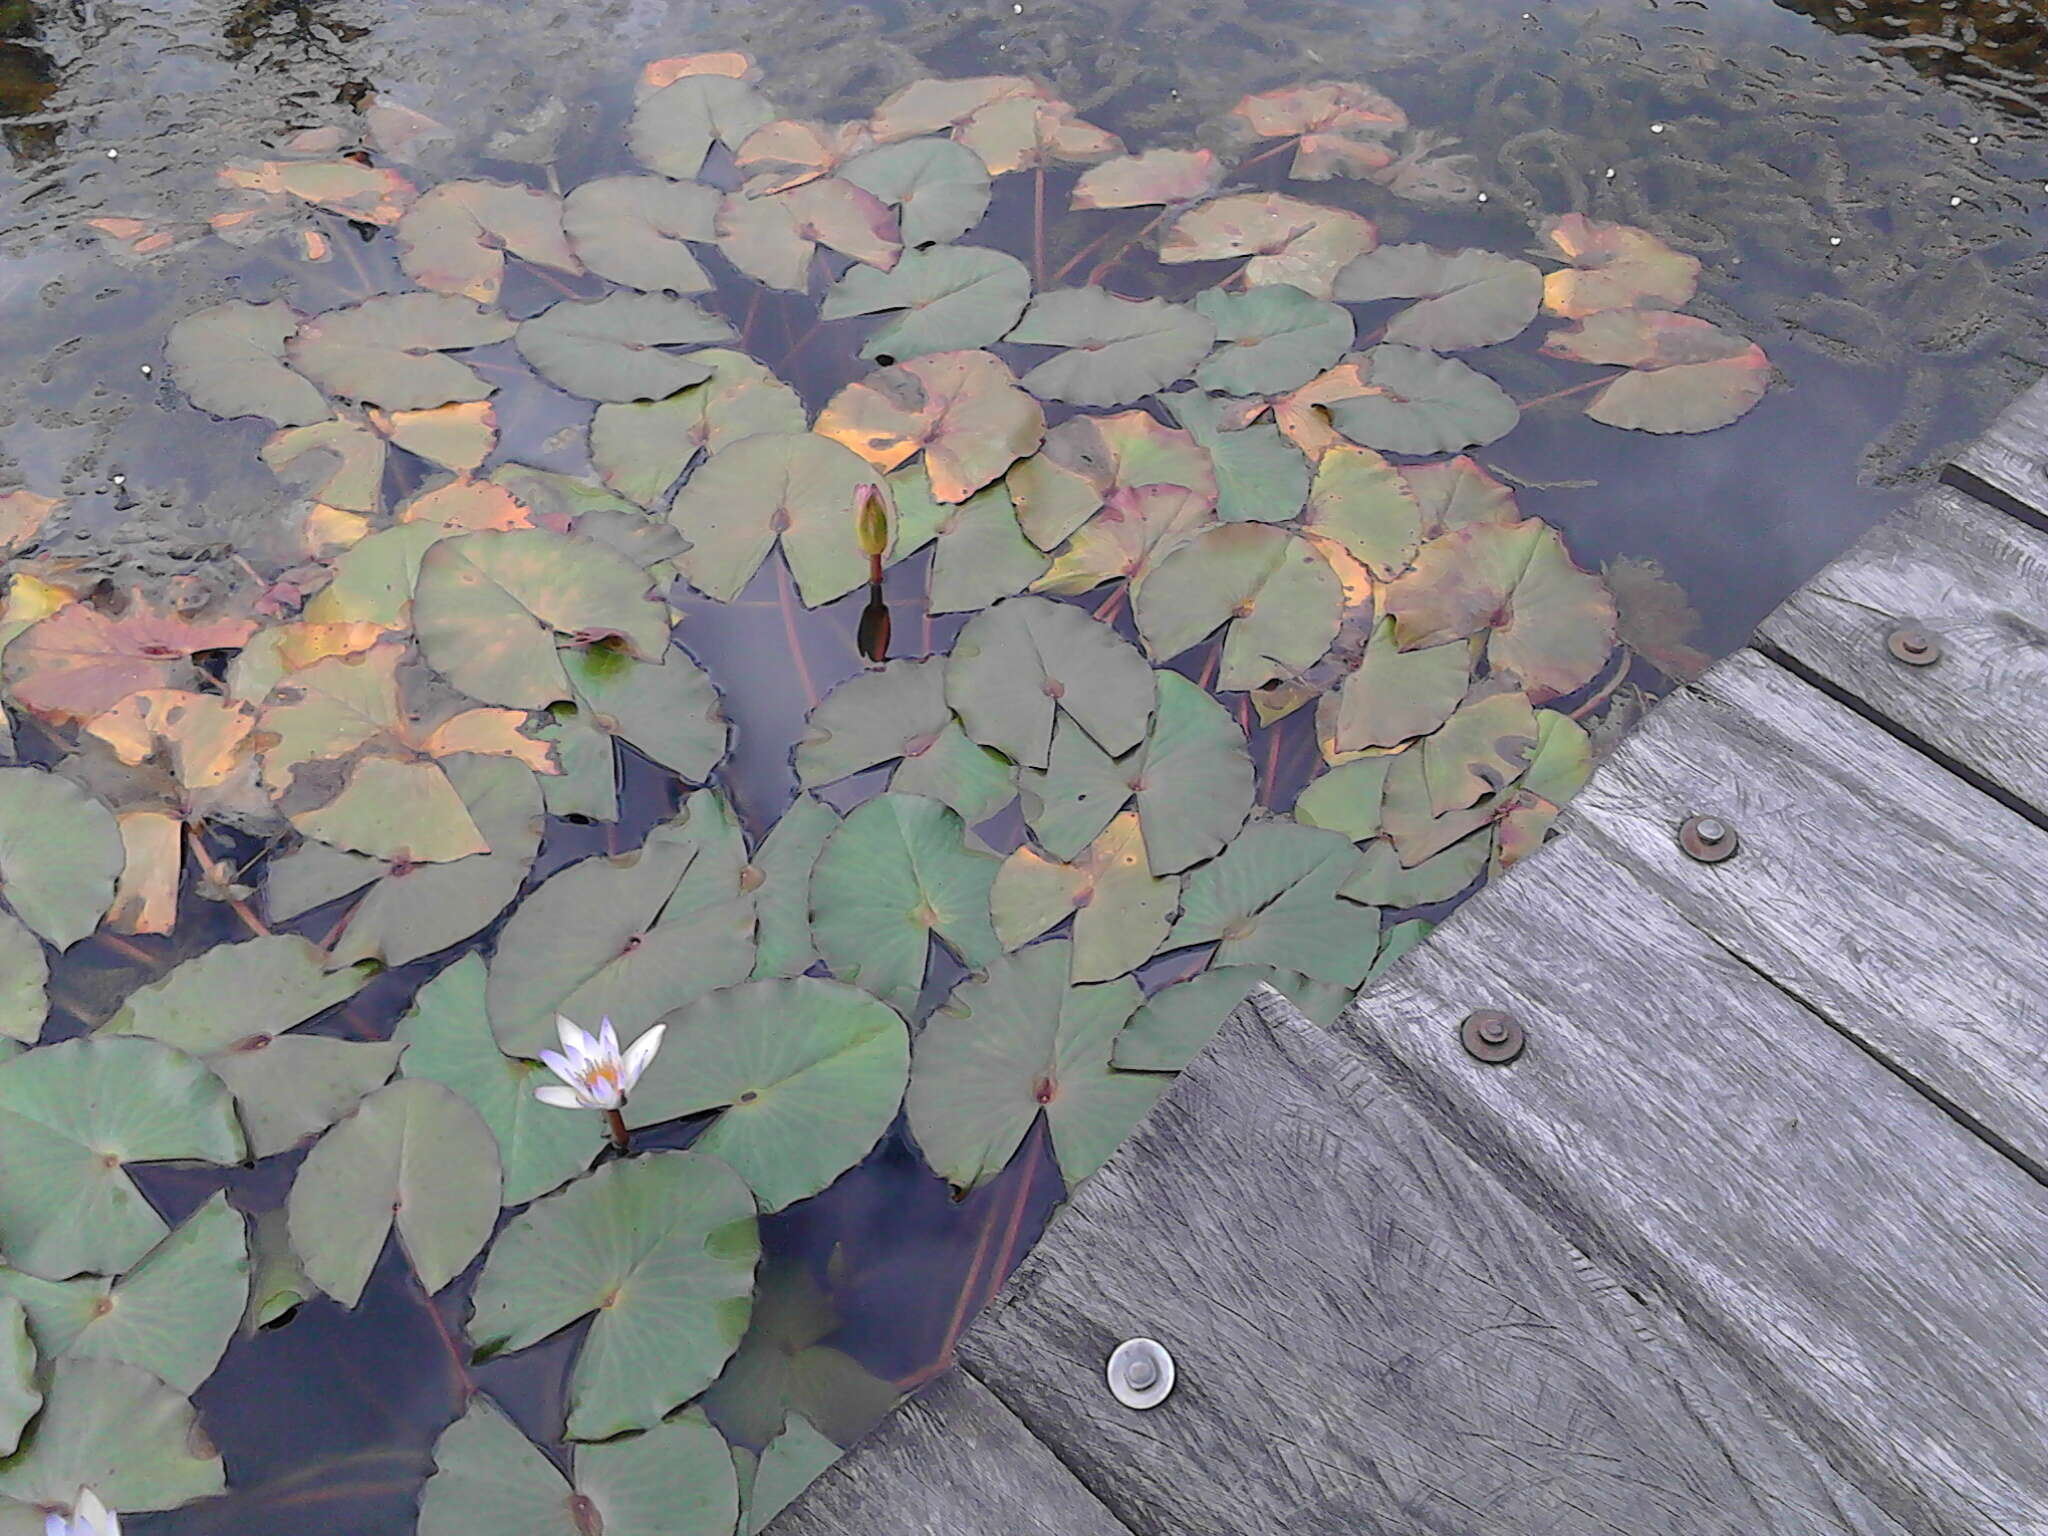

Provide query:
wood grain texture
left=956, top=994, right=1912, bottom=1536
left=1949, top=376, right=2048, bottom=521
left=1335, top=823, right=2048, bottom=1536
left=1755, top=484, right=2048, bottom=816
left=1569, top=645, right=2048, bottom=1176
left=767, top=1367, right=1135, bottom=1536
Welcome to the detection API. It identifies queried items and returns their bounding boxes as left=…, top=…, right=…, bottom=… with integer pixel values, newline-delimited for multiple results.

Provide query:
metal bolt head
left=1886, top=626, right=1942, bottom=666
left=1107, top=1338, right=1175, bottom=1409
left=1461, top=1009, right=1525, bottom=1064
left=1678, top=814, right=1740, bottom=864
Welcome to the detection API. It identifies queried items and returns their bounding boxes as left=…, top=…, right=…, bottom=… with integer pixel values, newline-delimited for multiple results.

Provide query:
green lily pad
left=413, top=527, right=671, bottom=708
left=296, top=522, right=448, bottom=631
left=1110, top=965, right=1266, bottom=1071
left=670, top=432, right=887, bottom=606
left=396, top=180, right=581, bottom=304
left=394, top=955, right=605, bottom=1207
left=1031, top=483, right=1211, bottom=597
left=629, top=72, right=777, bottom=180
left=1323, top=615, right=1470, bottom=755
left=1018, top=671, right=1253, bottom=874
left=906, top=942, right=1165, bottom=1193
left=535, top=704, right=619, bottom=822
left=288, top=1077, right=501, bottom=1308
left=991, top=812, right=1178, bottom=982
left=106, top=932, right=364, bottom=1054
left=0, top=1303, right=33, bottom=1459
left=745, top=1414, right=840, bottom=1534
left=1325, top=344, right=1519, bottom=455
left=627, top=978, right=910, bottom=1211
left=590, top=350, right=805, bottom=508
left=561, top=640, right=728, bottom=783
left=944, top=595, right=1155, bottom=770
left=809, top=793, right=1000, bottom=1015
left=1134, top=524, right=1342, bottom=691
left=749, top=795, right=840, bottom=981
left=1424, top=688, right=1539, bottom=814
left=287, top=293, right=516, bottom=411
left=840, top=137, right=992, bottom=248
left=889, top=464, right=1052, bottom=614
left=1193, top=284, right=1354, bottom=396
left=822, top=247, right=1030, bottom=362
left=1008, top=409, right=1217, bottom=550
left=1334, top=244, right=1542, bottom=350
left=796, top=659, right=1014, bottom=824
left=0, top=914, right=45, bottom=1045
left=0, top=1037, right=243, bottom=1280
left=1294, top=757, right=1395, bottom=842
left=0, top=1359, right=223, bottom=1512
left=0, top=768, right=123, bottom=949
left=242, top=1207, right=311, bottom=1332
left=1542, top=311, right=1771, bottom=434
left=1303, top=444, right=1422, bottom=578
left=1340, top=831, right=1489, bottom=908
left=517, top=293, right=735, bottom=404
left=1162, top=391, right=1309, bottom=524
left=1007, top=288, right=1217, bottom=407
left=0, top=1194, right=246, bottom=1394
left=563, top=175, right=721, bottom=293
left=264, top=755, right=544, bottom=970
left=164, top=300, right=327, bottom=426
left=467, top=1150, right=760, bottom=1441
left=1382, top=519, right=1617, bottom=701
left=488, top=792, right=759, bottom=1057
left=419, top=1393, right=740, bottom=1536
left=1164, top=820, right=1381, bottom=988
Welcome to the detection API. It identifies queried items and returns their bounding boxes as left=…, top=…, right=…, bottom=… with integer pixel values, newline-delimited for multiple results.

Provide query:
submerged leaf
left=1134, top=523, right=1342, bottom=691
left=1007, top=287, right=1217, bottom=407
left=944, top=595, right=1155, bottom=769
left=467, top=1150, right=759, bottom=1440
left=164, top=300, right=327, bottom=426
left=1606, top=556, right=1709, bottom=681
left=1334, top=244, right=1542, bottom=350
left=1228, top=81, right=1407, bottom=181
left=907, top=943, right=1164, bottom=1194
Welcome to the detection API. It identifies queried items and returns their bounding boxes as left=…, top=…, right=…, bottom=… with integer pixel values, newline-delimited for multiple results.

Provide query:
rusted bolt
left=1885, top=626, right=1942, bottom=666
left=1678, top=814, right=1739, bottom=863
left=1461, top=1009, right=1525, bottom=1064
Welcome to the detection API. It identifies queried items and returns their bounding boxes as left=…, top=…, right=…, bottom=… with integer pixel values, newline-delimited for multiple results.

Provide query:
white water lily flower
left=46, top=1489, right=119, bottom=1536
left=534, top=1016, right=664, bottom=1112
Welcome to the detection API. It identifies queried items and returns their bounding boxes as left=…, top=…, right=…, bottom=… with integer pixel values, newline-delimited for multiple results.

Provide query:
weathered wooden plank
left=1754, top=484, right=2048, bottom=817
left=768, top=1366, right=1135, bottom=1536
left=1335, top=816, right=2048, bottom=1536
left=954, top=993, right=1912, bottom=1536
left=1949, top=376, right=2048, bottom=522
left=1567, top=645, right=2048, bottom=1176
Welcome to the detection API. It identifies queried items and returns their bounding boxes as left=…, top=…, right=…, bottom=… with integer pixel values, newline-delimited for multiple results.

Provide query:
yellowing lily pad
left=1303, top=443, right=1421, bottom=577
left=991, top=813, right=1177, bottom=983
left=1008, top=409, right=1217, bottom=550
left=816, top=350, right=1043, bottom=504
left=1228, top=81, right=1407, bottom=181
left=1032, top=483, right=1212, bottom=596
left=629, top=72, right=777, bottom=180
left=716, top=179, right=901, bottom=291
left=1160, top=194, right=1377, bottom=298
left=1537, top=214, right=1700, bottom=317
left=1070, top=148, right=1222, bottom=209
left=396, top=180, right=581, bottom=303
left=1541, top=311, right=1770, bottom=433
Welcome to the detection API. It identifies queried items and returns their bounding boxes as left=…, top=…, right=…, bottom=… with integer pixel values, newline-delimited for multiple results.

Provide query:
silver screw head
left=1693, top=816, right=1728, bottom=844
left=1107, top=1338, right=1175, bottom=1409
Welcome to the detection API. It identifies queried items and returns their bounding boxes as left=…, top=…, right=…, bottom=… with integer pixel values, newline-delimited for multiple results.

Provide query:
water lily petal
left=620, top=1022, right=666, bottom=1090
left=534, top=1084, right=585, bottom=1110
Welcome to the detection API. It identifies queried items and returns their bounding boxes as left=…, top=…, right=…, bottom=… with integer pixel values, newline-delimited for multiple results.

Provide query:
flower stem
left=606, top=1108, right=631, bottom=1151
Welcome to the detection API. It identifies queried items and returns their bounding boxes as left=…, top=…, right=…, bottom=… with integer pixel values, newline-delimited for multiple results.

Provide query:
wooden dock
left=773, top=382, right=2048, bottom=1536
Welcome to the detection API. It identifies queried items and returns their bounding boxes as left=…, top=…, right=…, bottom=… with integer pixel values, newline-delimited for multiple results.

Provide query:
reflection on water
left=1778, top=0, right=2048, bottom=123
left=0, top=1, right=2044, bottom=1532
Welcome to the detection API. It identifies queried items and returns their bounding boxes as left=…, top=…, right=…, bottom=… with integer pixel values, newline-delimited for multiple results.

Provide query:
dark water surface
left=2, top=0, right=2045, bottom=1531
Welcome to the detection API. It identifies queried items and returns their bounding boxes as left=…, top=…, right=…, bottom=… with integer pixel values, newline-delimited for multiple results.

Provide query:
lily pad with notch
left=1193, top=283, right=1354, bottom=396
left=590, top=350, right=806, bottom=509
left=669, top=433, right=892, bottom=606
left=796, top=658, right=1014, bottom=824
left=840, top=137, right=993, bottom=248
left=164, top=300, right=327, bottom=426
left=821, top=247, right=1031, bottom=363
left=1006, top=287, right=1217, bottom=407
left=991, top=812, right=1178, bottom=983
left=816, top=350, right=1044, bottom=505
left=287, top=293, right=516, bottom=412
left=1133, top=523, right=1342, bottom=691
left=0, top=767, right=124, bottom=949
left=395, top=180, right=581, bottom=304
left=1334, top=244, right=1542, bottom=351
left=943, top=595, right=1155, bottom=770
left=1163, top=819, right=1381, bottom=988
left=516, top=293, right=737, bottom=404
left=564, top=175, right=722, bottom=293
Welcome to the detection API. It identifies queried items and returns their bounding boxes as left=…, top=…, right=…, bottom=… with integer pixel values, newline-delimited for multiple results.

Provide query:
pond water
left=0, top=0, right=2042, bottom=1533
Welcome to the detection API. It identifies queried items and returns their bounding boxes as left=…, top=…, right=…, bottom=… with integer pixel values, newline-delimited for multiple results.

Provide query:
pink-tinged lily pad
left=1008, top=410, right=1216, bottom=550
left=717, top=179, right=902, bottom=291
left=589, top=350, right=805, bottom=508
left=1194, top=282, right=1354, bottom=396
left=1070, top=148, right=1222, bottom=210
left=288, top=294, right=516, bottom=411
left=398, top=476, right=534, bottom=532
left=1403, top=454, right=1519, bottom=534
left=629, top=72, right=777, bottom=180
left=1160, top=194, right=1376, bottom=298
left=516, top=292, right=735, bottom=403
left=262, top=403, right=498, bottom=512
left=411, top=528, right=671, bottom=708
left=562, top=176, right=721, bottom=293
left=839, top=137, right=993, bottom=248
left=1368, top=129, right=1483, bottom=205
left=1034, top=483, right=1214, bottom=596
left=1007, top=287, right=1217, bottom=406
left=821, top=246, right=1030, bottom=362
left=165, top=300, right=328, bottom=427
left=395, top=181, right=581, bottom=304
left=216, top=157, right=415, bottom=225
left=1605, top=556, right=1710, bottom=681
left=1228, top=81, right=1408, bottom=182
left=1303, top=444, right=1421, bottom=578
left=1382, top=518, right=1617, bottom=701
left=1134, top=523, right=1343, bottom=691
left=943, top=595, right=1154, bottom=769
left=1324, top=344, right=1520, bottom=455
left=640, top=52, right=760, bottom=91
left=869, top=76, right=1041, bottom=141
left=669, top=432, right=892, bottom=605
left=735, top=119, right=876, bottom=196
left=1537, top=213, right=1700, bottom=317
left=1334, top=243, right=1542, bottom=350
left=1541, top=310, right=1770, bottom=433
left=0, top=492, right=56, bottom=558
left=816, top=350, right=1043, bottom=504
left=955, top=94, right=1122, bottom=175
left=6, top=596, right=255, bottom=726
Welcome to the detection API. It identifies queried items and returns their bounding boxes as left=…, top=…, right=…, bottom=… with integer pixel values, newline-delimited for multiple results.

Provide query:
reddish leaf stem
left=1086, top=207, right=1170, bottom=288
left=775, top=558, right=820, bottom=707
left=1515, top=374, right=1612, bottom=411
left=185, top=822, right=271, bottom=939
left=1033, top=165, right=1047, bottom=286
